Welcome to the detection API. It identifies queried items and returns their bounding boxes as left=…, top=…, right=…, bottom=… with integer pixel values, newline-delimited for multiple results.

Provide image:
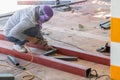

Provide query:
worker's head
left=39, top=5, right=53, bottom=23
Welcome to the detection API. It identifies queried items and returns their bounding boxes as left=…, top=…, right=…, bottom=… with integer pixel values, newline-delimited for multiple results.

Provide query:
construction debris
left=78, top=24, right=84, bottom=31
left=43, top=49, right=57, bottom=56
left=54, top=56, right=78, bottom=61
left=100, top=21, right=110, bottom=30
left=0, top=73, right=14, bottom=80
left=7, top=55, right=26, bottom=70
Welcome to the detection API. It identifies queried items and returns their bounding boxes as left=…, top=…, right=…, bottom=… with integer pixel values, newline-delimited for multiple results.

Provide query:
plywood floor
left=0, top=0, right=110, bottom=80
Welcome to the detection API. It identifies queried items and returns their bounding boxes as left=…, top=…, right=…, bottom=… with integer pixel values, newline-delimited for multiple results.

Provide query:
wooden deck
left=0, top=0, right=110, bottom=80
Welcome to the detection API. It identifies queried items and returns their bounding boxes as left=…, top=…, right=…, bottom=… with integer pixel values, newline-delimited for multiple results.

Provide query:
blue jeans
left=6, top=27, right=41, bottom=45
left=6, top=37, right=28, bottom=45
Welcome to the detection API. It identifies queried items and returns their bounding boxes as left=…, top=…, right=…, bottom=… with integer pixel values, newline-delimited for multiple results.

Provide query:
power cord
left=46, top=35, right=86, bottom=51
left=21, top=45, right=43, bottom=80
left=44, top=34, right=112, bottom=80
left=0, top=45, right=43, bottom=80
left=88, top=69, right=112, bottom=80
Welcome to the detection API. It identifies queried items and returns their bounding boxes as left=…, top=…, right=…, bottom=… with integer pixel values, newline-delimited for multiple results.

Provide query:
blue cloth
left=6, top=36, right=28, bottom=45
left=6, top=25, right=44, bottom=45
left=6, top=27, right=39, bottom=45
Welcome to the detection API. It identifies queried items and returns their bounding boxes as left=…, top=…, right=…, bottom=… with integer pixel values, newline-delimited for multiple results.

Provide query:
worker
left=3, top=5, right=54, bottom=53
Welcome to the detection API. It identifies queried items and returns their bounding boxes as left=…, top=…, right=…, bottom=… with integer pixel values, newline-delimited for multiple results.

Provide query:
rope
left=45, top=35, right=112, bottom=80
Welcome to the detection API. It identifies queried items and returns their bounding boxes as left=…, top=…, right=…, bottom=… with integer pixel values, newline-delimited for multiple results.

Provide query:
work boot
left=13, top=44, right=27, bottom=53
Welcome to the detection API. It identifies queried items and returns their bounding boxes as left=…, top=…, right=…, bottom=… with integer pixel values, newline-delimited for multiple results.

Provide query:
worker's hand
left=44, top=45, right=55, bottom=50
left=38, top=39, right=48, bottom=46
left=37, top=39, right=54, bottom=50
left=26, top=36, right=39, bottom=44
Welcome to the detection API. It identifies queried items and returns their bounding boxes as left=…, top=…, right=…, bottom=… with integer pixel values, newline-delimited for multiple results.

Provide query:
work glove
left=26, top=36, right=39, bottom=44
left=37, top=39, right=54, bottom=50
left=26, top=36, right=54, bottom=50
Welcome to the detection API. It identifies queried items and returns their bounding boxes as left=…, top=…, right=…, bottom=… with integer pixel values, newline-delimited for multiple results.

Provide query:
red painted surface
left=17, top=1, right=38, bottom=5
left=0, top=42, right=91, bottom=77
left=0, top=34, right=110, bottom=66
left=0, top=34, right=6, bottom=40
left=28, top=43, right=110, bottom=66
left=17, top=0, right=87, bottom=5
left=56, top=47, right=110, bottom=66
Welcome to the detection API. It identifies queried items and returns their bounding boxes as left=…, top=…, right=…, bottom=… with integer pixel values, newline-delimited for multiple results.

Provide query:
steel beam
left=0, top=12, right=13, bottom=18
left=26, top=42, right=110, bottom=66
left=0, top=40, right=91, bottom=77
left=27, top=43, right=110, bottom=66
left=0, top=34, right=110, bottom=66
left=52, top=0, right=87, bottom=8
left=0, top=34, right=6, bottom=40
left=56, top=46, right=110, bottom=66
left=17, top=0, right=87, bottom=6
left=0, top=0, right=87, bottom=19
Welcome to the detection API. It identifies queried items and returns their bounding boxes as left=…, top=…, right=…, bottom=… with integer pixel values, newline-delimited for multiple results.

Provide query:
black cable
left=88, top=69, right=111, bottom=80
left=44, top=34, right=112, bottom=80
left=95, top=75, right=111, bottom=80
left=46, top=35, right=86, bottom=51
left=88, top=69, right=98, bottom=80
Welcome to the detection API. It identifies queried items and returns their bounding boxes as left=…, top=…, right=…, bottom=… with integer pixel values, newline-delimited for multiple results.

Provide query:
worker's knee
left=6, top=36, right=19, bottom=42
left=23, top=27, right=39, bottom=37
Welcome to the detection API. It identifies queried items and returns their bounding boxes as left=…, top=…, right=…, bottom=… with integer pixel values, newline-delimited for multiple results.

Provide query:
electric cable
left=21, top=45, right=42, bottom=80
left=44, top=35, right=112, bottom=80
left=88, top=69, right=112, bottom=80
left=0, top=45, right=43, bottom=80
left=23, top=45, right=34, bottom=67
left=46, top=35, right=86, bottom=51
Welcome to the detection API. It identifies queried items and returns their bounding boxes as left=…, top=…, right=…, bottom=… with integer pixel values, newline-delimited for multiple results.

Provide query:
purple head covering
left=43, top=6, right=53, bottom=18
left=38, top=5, right=53, bottom=23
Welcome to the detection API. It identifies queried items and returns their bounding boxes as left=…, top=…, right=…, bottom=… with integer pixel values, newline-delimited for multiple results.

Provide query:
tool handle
left=7, top=55, right=20, bottom=66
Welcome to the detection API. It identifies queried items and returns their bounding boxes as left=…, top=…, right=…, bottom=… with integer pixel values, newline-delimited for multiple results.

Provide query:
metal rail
left=0, top=39, right=91, bottom=77
left=0, top=0, right=87, bottom=18
left=0, top=34, right=110, bottom=66
left=0, top=12, right=14, bottom=18
left=52, top=0, right=87, bottom=8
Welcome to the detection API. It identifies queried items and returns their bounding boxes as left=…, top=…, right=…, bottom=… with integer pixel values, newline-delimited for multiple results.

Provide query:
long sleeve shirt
left=4, top=6, right=41, bottom=40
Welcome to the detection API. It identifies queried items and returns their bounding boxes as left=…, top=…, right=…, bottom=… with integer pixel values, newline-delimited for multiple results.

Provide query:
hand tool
left=43, top=49, right=57, bottom=56
left=7, top=55, right=26, bottom=70
left=54, top=56, right=78, bottom=61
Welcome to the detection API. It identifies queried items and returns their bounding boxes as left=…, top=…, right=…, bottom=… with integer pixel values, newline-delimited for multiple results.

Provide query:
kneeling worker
left=4, top=5, right=54, bottom=53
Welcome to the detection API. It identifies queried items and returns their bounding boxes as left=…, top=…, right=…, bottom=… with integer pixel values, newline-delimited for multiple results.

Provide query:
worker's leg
left=6, top=36, right=28, bottom=53
left=23, top=26, right=44, bottom=40
left=6, top=36, right=28, bottom=45
left=23, top=26, right=40, bottom=37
